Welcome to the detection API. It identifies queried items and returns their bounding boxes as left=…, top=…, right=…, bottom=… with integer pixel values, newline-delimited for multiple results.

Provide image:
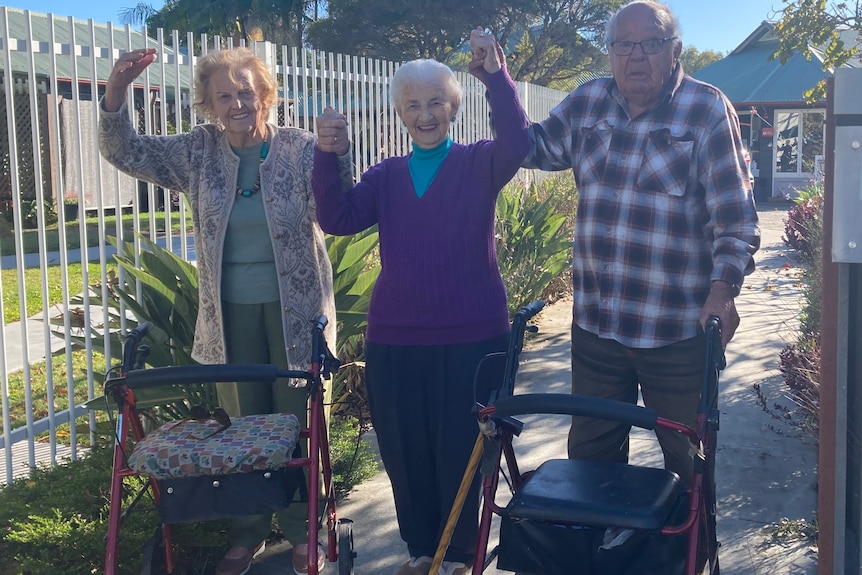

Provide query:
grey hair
left=605, top=1, right=681, bottom=46
left=390, top=59, right=463, bottom=114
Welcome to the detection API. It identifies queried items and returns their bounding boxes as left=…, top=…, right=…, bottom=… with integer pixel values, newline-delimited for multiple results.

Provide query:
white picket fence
left=0, top=6, right=567, bottom=484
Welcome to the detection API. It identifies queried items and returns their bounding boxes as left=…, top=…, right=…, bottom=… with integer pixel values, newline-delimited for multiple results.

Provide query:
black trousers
left=365, top=333, right=509, bottom=565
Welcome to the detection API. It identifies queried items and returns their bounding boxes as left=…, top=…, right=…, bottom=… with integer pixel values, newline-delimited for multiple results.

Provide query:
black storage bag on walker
left=495, top=458, right=688, bottom=575
left=158, top=467, right=304, bottom=524
left=496, top=513, right=687, bottom=575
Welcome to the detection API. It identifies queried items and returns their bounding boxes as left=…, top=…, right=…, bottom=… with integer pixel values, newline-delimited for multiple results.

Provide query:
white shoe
left=438, top=560, right=468, bottom=575
left=393, top=556, right=433, bottom=575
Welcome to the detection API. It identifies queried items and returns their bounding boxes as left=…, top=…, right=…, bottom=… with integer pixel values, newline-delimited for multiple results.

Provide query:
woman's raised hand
left=104, top=48, right=158, bottom=112
left=468, top=27, right=505, bottom=85
left=316, top=106, right=350, bottom=156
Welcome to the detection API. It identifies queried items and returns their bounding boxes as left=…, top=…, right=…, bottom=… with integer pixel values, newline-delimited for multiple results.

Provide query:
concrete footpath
left=252, top=202, right=819, bottom=575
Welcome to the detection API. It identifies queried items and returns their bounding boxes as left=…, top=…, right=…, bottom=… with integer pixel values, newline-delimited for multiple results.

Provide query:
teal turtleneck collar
left=408, top=136, right=453, bottom=198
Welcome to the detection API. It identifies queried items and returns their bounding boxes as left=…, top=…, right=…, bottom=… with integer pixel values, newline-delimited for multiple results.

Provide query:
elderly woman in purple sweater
left=312, top=30, right=529, bottom=575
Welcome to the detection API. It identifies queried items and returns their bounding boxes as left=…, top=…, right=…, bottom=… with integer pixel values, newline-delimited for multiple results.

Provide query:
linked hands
left=468, top=27, right=506, bottom=85
left=316, top=106, right=350, bottom=156
left=104, top=48, right=157, bottom=113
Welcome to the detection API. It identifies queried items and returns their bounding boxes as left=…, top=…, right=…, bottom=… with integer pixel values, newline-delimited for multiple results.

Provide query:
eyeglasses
left=608, top=37, right=677, bottom=56
left=169, top=404, right=232, bottom=440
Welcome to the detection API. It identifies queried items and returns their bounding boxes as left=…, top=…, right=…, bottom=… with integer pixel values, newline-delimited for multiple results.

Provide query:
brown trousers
left=568, top=322, right=706, bottom=482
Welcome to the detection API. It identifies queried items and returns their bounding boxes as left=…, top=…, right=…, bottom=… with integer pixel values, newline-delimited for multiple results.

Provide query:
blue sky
left=4, top=0, right=786, bottom=54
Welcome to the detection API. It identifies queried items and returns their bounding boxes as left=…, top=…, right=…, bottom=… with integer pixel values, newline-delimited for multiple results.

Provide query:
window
left=774, top=110, right=824, bottom=175
left=801, top=112, right=824, bottom=174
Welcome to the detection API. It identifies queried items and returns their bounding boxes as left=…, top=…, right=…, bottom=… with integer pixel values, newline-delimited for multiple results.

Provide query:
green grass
left=1, top=262, right=118, bottom=325
left=0, top=210, right=193, bottom=257
left=1, top=210, right=192, bottom=325
left=0, top=348, right=111, bottom=445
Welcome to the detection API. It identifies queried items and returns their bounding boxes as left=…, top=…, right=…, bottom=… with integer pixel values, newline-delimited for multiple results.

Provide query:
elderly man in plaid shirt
left=523, top=0, right=760, bottom=481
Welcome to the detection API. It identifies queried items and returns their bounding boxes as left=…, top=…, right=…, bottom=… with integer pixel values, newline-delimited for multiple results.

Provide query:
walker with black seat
left=438, top=301, right=723, bottom=575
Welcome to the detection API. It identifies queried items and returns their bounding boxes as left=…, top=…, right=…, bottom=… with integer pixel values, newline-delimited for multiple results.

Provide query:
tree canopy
left=495, top=0, right=622, bottom=87
left=306, top=0, right=624, bottom=87
left=127, top=0, right=739, bottom=90
left=773, top=0, right=862, bottom=101
left=135, top=0, right=323, bottom=48
left=678, top=46, right=723, bottom=75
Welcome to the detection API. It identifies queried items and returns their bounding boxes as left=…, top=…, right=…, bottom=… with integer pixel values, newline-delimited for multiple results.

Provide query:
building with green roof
left=693, top=21, right=859, bottom=200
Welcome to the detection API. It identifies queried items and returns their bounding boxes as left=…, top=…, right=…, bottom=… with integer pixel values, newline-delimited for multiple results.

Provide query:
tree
left=118, top=2, right=157, bottom=25
left=306, top=0, right=501, bottom=63
left=306, top=0, right=622, bottom=87
left=133, top=0, right=323, bottom=48
left=495, top=0, right=623, bottom=87
left=773, top=0, right=862, bottom=101
left=678, top=46, right=724, bottom=75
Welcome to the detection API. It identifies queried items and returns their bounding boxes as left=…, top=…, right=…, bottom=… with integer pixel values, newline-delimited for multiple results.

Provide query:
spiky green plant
left=496, top=179, right=573, bottom=315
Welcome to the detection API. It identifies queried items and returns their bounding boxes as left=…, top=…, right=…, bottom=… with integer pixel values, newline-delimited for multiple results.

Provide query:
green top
left=221, top=142, right=279, bottom=304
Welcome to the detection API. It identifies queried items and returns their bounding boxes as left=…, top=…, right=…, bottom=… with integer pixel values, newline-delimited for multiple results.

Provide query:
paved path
left=251, top=201, right=819, bottom=574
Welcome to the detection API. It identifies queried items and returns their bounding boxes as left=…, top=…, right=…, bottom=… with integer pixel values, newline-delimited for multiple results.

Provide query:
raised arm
left=103, top=48, right=157, bottom=113
left=312, top=107, right=378, bottom=235
left=469, top=27, right=530, bottom=188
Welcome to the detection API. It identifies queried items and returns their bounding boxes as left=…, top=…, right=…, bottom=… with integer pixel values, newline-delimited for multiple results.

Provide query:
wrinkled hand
left=468, top=27, right=505, bottom=85
left=699, top=281, right=740, bottom=348
left=315, top=106, right=350, bottom=155
left=104, top=48, right=157, bottom=112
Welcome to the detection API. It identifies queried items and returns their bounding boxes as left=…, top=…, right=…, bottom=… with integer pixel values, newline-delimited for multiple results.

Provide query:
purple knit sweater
left=312, top=69, right=529, bottom=345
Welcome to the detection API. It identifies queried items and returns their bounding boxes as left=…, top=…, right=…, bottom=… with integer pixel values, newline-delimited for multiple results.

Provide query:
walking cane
left=431, top=302, right=543, bottom=573
left=430, top=432, right=485, bottom=574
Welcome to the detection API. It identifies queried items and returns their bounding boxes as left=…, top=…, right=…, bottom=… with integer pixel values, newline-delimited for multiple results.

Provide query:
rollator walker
left=101, top=316, right=355, bottom=575
left=466, top=301, right=723, bottom=575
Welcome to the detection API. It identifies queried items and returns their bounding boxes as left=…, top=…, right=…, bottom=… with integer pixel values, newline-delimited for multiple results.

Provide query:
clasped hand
left=468, top=27, right=505, bottom=85
left=316, top=106, right=350, bottom=155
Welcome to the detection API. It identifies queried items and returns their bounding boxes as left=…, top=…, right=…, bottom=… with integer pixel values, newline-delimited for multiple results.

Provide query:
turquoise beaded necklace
left=235, top=138, right=270, bottom=198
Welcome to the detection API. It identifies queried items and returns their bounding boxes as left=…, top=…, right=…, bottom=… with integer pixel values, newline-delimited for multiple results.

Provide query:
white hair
left=390, top=59, right=463, bottom=114
left=605, top=1, right=682, bottom=47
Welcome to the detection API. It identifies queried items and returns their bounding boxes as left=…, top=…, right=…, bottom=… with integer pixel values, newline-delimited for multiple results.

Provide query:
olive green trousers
left=218, top=300, right=330, bottom=548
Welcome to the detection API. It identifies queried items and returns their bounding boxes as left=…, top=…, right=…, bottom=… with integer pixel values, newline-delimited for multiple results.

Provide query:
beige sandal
left=292, top=542, right=327, bottom=574
left=214, top=541, right=266, bottom=575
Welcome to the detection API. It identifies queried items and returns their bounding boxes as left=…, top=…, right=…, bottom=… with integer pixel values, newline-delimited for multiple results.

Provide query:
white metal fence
left=0, top=6, right=567, bottom=484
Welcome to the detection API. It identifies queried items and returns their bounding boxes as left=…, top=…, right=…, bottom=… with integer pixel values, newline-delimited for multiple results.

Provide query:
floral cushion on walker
left=127, top=413, right=301, bottom=479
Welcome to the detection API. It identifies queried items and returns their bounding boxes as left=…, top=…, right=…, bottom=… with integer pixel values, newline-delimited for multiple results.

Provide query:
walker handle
left=493, top=393, right=659, bottom=430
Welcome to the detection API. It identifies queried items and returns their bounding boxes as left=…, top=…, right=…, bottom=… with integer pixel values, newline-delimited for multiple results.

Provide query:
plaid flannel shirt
left=525, top=65, right=759, bottom=348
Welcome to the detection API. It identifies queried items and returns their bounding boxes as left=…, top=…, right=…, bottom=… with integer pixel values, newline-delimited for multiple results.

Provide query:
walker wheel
left=139, top=526, right=167, bottom=575
left=338, top=518, right=355, bottom=575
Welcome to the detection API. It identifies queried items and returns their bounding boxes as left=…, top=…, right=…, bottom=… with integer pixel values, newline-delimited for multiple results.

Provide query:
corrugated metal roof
left=0, top=6, right=189, bottom=89
left=693, top=41, right=827, bottom=103
left=692, top=21, right=860, bottom=105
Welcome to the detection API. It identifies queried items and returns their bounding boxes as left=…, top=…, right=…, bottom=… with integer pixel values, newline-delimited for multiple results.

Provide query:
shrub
left=496, top=174, right=575, bottom=314
left=0, top=446, right=154, bottom=574
left=0, top=444, right=231, bottom=575
left=782, top=185, right=823, bottom=261
left=329, top=416, right=379, bottom=499
left=19, top=199, right=59, bottom=229
left=765, top=182, right=823, bottom=440
left=777, top=337, right=821, bottom=435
